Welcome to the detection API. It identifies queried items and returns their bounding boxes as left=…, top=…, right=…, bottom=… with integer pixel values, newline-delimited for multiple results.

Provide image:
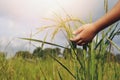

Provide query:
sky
left=0, top=0, right=119, bottom=57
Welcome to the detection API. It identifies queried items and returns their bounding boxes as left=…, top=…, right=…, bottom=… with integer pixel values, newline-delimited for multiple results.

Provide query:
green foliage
left=0, top=55, right=75, bottom=80
left=0, top=55, right=119, bottom=80
left=15, top=51, right=32, bottom=59
left=0, top=52, right=6, bottom=58
left=33, top=47, right=61, bottom=59
left=33, top=47, right=43, bottom=58
left=63, top=48, right=83, bottom=59
left=116, top=54, right=120, bottom=63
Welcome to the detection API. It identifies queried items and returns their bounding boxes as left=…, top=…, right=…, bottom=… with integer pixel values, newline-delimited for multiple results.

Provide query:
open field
left=0, top=55, right=120, bottom=80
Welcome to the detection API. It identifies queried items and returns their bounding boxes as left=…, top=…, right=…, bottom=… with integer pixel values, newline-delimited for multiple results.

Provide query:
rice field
left=0, top=0, right=120, bottom=80
left=0, top=53, right=120, bottom=80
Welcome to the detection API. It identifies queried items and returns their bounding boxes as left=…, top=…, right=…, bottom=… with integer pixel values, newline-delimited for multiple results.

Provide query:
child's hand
left=70, top=23, right=97, bottom=46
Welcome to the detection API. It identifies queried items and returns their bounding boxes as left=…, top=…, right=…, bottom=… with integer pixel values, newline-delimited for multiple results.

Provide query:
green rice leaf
left=50, top=55, right=76, bottom=79
left=20, top=38, right=68, bottom=49
left=58, top=70, right=63, bottom=80
left=107, top=38, right=120, bottom=51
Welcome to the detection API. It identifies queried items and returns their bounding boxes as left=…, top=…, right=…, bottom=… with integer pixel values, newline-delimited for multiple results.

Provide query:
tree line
left=0, top=47, right=120, bottom=63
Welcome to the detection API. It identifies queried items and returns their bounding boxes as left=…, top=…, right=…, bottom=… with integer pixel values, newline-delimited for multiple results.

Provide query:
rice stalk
left=104, top=0, right=108, bottom=13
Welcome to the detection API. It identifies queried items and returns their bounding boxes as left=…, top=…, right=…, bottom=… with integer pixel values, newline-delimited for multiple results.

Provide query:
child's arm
left=71, top=0, right=120, bottom=45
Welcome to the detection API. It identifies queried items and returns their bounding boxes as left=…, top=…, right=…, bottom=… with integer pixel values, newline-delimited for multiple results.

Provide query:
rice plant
left=21, top=0, right=120, bottom=80
left=21, top=14, right=120, bottom=80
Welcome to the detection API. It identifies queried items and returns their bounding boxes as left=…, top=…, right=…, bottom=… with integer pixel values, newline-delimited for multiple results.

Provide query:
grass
left=0, top=55, right=120, bottom=80
left=0, top=0, right=120, bottom=80
left=0, top=56, right=75, bottom=80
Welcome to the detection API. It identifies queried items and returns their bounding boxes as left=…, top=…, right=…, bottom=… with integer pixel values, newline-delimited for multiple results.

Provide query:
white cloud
left=0, top=0, right=105, bottom=20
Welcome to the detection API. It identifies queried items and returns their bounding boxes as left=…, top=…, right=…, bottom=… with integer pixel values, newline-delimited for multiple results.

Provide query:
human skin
left=71, top=0, right=120, bottom=45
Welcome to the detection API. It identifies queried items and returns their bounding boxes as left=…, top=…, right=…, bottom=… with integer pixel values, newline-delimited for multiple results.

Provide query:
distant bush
left=15, top=51, right=32, bottom=59
left=116, top=54, right=120, bottom=63
left=32, top=47, right=61, bottom=59
left=0, top=51, right=6, bottom=58
left=63, top=48, right=83, bottom=59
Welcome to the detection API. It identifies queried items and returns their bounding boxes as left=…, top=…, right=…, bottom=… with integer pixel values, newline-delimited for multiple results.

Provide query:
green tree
left=42, top=47, right=61, bottom=59
left=63, top=48, right=83, bottom=59
left=33, top=47, right=61, bottom=59
left=116, top=54, right=120, bottom=63
left=15, top=51, right=32, bottom=59
left=63, top=48, right=72, bottom=59
left=33, top=47, right=43, bottom=58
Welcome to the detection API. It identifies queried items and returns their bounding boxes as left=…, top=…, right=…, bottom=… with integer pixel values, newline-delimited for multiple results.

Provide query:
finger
left=73, top=27, right=83, bottom=35
left=77, top=40, right=83, bottom=45
left=70, top=34, right=82, bottom=42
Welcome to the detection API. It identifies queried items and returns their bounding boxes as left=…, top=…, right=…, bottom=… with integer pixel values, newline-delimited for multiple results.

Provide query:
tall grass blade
left=49, top=55, right=76, bottom=79
left=105, top=23, right=119, bottom=44
left=57, top=70, right=63, bottom=80
left=39, top=66, right=47, bottom=80
left=20, top=38, right=68, bottom=49
left=95, top=23, right=119, bottom=49
left=107, top=38, right=120, bottom=51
